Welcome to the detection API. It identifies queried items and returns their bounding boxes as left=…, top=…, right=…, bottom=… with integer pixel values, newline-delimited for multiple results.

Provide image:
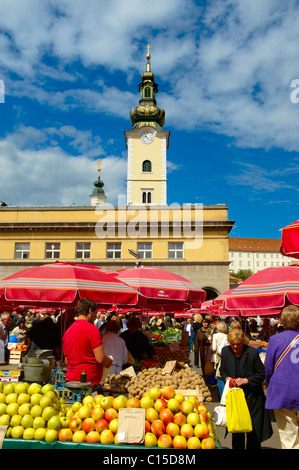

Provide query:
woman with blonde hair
left=220, top=327, right=272, bottom=449
left=265, top=305, right=299, bottom=449
left=211, top=320, right=228, bottom=397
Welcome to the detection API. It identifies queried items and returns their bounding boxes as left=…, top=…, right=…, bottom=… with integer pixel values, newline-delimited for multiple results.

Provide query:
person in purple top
left=265, top=305, right=299, bottom=449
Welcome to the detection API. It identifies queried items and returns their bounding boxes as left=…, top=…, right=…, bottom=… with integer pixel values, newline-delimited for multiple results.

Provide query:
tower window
left=142, top=190, right=152, bottom=204
left=144, top=86, right=151, bottom=98
left=142, top=160, right=152, bottom=172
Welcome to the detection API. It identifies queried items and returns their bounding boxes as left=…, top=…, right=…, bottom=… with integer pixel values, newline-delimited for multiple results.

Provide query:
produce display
left=103, top=367, right=213, bottom=402
left=0, top=381, right=216, bottom=448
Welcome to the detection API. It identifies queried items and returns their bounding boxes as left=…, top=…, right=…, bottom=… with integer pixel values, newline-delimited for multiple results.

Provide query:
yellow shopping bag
left=225, top=385, right=252, bottom=433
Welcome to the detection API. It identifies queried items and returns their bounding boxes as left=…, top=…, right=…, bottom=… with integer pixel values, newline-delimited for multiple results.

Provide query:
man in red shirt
left=62, top=298, right=113, bottom=390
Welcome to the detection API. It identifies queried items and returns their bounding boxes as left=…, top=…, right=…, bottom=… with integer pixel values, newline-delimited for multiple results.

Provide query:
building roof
left=229, top=237, right=281, bottom=253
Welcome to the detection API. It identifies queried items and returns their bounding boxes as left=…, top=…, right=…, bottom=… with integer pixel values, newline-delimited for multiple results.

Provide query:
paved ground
left=188, top=351, right=282, bottom=450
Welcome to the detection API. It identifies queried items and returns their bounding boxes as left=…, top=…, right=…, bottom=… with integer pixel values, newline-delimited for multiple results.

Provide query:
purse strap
left=274, top=333, right=299, bottom=371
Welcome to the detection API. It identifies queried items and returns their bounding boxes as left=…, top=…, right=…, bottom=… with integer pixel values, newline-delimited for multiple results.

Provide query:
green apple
left=14, top=382, right=29, bottom=395
left=0, top=403, right=7, bottom=416
left=0, top=414, right=11, bottom=426
left=42, top=383, right=54, bottom=394
left=45, top=429, right=58, bottom=442
left=11, top=425, right=25, bottom=439
left=60, top=416, right=70, bottom=428
left=27, top=383, right=42, bottom=395
left=34, top=427, right=46, bottom=440
left=0, top=393, right=6, bottom=404
left=30, top=404, right=43, bottom=418
left=42, top=406, right=56, bottom=422
left=10, top=414, right=22, bottom=426
left=18, top=403, right=31, bottom=416
left=23, top=427, right=35, bottom=440
left=33, top=416, right=46, bottom=429
left=40, top=395, right=52, bottom=410
left=47, top=415, right=61, bottom=431
left=5, top=393, right=18, bottom=405
left=6, top=402, right=19, bottom=416
left=44, top=390, right=57, bottom=401
left=3, top=383, right=14, bottom=395
left=21, top=414, right=34, bottom=429
left=18, top=393, right=30, bottom=405
left=30, top=393, right=43, bottom=406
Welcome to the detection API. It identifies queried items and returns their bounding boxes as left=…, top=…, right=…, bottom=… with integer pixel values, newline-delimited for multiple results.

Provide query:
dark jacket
left=220, top=344, right=273, bottom=443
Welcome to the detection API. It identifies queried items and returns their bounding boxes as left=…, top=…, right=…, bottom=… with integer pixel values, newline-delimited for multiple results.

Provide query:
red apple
left=158, top=433, right=173, bottom=448
left=72, top=430, right=86, bottom=442
left=91, top=405, right=105, bottom=421
left=180, top=423, right=194, bottom=439
left=146, top=407, right=159, bottom=423
left=187, top=436, right=201, bottom=449
left=173, top=435, right=187, bottom=449
left=166, top=422, right=180, bottom=437
left=187, top=396, right=199, bottom=407
left=105, top=407, right=118, bottom=422
left=145, top=420, right=151, bottom=433
left=193, top=423, right=209, bottom=439
left=162, top=386, right=175, bottom=400
left=126, top=397, right=140, bottom=408
left=144, top=432, right=157, bottom=447
left=86, top=430, right=101, bottom=443
left=198, top=404, right=207, bottom=413
left=159, top=408, right=174, bottom=425
left=201, top=437, right=216, bottom=449
left=199, top=411, right=208, bottom=423
left=58, top=428, right=73, bottom=441
left=95, top=418, right=109, bottom=433
left=173, top=412, right=187, bottom=427
left=82, top=417, right=96, bottom=433
left=69, top=415, right=82, bottom=432
left=100, top=429, right=114, bottom=444
left=151, top=419, right=166, bottom=437
left=154, top=398, right=167, bottom=413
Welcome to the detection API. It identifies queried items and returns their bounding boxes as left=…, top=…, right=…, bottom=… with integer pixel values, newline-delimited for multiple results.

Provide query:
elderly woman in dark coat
left=220, top=328, right=273, bottom=449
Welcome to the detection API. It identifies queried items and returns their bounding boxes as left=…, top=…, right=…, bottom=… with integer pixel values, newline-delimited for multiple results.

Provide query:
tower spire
left=89, top=159, right=107, bottom=206
left=129, top=45, right=165, bottom=130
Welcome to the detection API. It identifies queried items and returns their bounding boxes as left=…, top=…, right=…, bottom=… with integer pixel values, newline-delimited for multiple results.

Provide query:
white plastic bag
left=212, top=380, right=230, bottom=427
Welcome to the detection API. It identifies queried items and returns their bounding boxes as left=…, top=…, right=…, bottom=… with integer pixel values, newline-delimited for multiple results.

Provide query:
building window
left=168, top=242, right=184, bottom=259
left=76, top=243, right=91, bottom=259
left=106, top=243, right=122, bottom=259
left=142, top=160, right=152, bottom=172
left=142, top=190, right=152, bottom=204
left=45, top=243, right=60, bottom=259
left=137, top=242, right=152, bottom=259
left=15, top=243, right=30, bottom=259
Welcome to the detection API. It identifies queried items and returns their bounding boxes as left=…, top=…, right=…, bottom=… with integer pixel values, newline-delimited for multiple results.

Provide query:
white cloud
left=0, top=126, right=127, bottom=206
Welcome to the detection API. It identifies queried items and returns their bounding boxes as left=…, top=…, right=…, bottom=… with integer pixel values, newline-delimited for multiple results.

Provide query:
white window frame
left=15, top=243, right=30, bottom=259
left=106, top=242, right=122, bottom=259
left=137, top=242, right=152, bottom=259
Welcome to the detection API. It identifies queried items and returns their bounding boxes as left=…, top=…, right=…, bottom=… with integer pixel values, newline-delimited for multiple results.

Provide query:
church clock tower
left=125, top=46, right=170, bottom=206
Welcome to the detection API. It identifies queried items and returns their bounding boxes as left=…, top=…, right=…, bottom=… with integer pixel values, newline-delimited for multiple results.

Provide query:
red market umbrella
left=224, top=265, right=299, bottom=313
left=0, top=261, right=140, bottom=309
left=280, top=220, right=299, bottom=259
left=114, top=267, right=206, bottom=310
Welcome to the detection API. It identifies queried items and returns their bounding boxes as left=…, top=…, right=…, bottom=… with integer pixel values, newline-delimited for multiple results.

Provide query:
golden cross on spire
left=146, top=43, right=151, bottom=60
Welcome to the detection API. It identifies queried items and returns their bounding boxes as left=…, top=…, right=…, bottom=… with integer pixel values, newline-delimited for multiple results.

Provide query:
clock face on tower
left=141, top=132, right=154, bottom=144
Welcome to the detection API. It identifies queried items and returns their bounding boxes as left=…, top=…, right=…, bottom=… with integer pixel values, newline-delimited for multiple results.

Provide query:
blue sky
left=0, top=0, right=298, bottom=239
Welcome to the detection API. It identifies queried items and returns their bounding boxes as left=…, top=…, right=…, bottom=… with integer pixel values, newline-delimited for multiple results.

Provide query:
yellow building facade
left=0, top=50, right=234, bottom=299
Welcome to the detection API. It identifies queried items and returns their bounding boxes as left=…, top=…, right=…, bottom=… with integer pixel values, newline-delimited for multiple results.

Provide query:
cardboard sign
left=117, top=408, right=145, bottom=445
left=161, top=360, right=184, bottom=375
left=120, top=366, right=136, bottom=378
